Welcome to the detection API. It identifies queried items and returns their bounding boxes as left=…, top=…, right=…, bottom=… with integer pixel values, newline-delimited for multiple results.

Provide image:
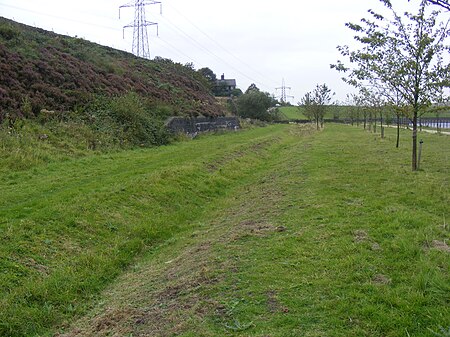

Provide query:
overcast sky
left=1, top=0, right=412, bottom=102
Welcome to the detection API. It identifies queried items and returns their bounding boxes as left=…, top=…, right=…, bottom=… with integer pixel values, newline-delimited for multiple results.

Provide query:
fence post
left=418, top=139, right=424, bottom=170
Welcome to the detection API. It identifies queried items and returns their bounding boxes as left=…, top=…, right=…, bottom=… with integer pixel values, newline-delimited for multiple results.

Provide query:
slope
left=0, top=17, right=223, bottom=121
left=0, top=124, right=300, bottom=336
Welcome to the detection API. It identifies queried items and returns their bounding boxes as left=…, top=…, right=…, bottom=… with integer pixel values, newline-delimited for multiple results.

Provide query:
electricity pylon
left=119, top=0, right=161, bottom=59
left=276, top=78, right=294, bottom=104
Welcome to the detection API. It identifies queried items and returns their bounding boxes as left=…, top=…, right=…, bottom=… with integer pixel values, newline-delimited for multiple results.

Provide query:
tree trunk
left=373, top=109, right=377, bottom=133
left=436, top=112, right=440, bottom=133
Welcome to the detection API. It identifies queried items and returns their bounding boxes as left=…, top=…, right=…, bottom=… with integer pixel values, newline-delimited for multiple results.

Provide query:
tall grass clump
left=104, top=92, right=170, bottom=146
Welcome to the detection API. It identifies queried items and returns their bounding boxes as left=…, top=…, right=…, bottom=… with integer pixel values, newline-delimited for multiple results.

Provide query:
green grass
left=0, top=125, right=294, bottom=336
left=0, top=120, right=116, bottom=173
left=51, top=124, right=449, bottom=337
left=280, top=106, right=450, bottom=121
left=280, top=106, right=347, bottom=120
left=279, top=106, right=308, bottom=120
left=205, top=125, right=449, bottom=336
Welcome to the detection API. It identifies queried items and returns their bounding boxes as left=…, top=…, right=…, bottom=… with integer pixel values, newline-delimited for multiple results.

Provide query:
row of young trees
left=196, top=0, right=449, bottom=173
left=343, top=90, right=408, bottom=148
left=298, top=84, right=335, bottom=130
left=332, top=0, right=450, bottom=171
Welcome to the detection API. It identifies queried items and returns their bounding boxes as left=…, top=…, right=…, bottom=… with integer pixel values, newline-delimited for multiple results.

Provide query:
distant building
left=215, top=73, right=237, bottom=96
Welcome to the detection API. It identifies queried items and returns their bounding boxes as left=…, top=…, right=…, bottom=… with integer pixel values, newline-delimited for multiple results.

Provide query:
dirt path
left=384, top=124, right=450, bottom=135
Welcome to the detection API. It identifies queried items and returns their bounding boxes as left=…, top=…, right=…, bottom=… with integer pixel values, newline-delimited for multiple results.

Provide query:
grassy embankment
left=48, top=124, right=450, bottom=337
left=0, top=124, right=305, bottom=336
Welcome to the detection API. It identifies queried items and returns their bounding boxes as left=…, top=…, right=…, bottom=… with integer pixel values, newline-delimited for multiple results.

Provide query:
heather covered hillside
left=0, top=17, right=223, bottom=120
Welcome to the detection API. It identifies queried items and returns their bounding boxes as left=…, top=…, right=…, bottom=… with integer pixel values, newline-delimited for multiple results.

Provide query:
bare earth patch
left=353, top=229, right=382, bottom=251
left=353, top=229, right=369, bottom=243
left=372, top=274, right=391, bottom=285
left=431, top=240, right=450, bottom=253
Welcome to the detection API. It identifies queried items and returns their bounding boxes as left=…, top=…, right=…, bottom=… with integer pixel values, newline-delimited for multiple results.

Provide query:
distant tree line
left=298, top=84, right=335, bottom=130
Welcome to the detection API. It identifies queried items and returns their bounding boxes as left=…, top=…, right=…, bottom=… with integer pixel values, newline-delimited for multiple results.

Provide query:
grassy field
left=0, top=124, right=306, bottom=336
left=1, top=123, right=449, bottom=336
left=279, top=106, right=347, bottom=120
left=280, top=106, right=450, bottom=121
left=279, top=106, right=306, bottom=120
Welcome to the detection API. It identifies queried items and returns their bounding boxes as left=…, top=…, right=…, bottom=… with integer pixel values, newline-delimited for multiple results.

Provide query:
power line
left=165, top=2, right=279, bottom=87
left=427, top=0, right=450, bottom=10
left=2, top=1, right=278, bottom=93
left=159, top=14, right=274, bottom=91
left=0, top=2, right=120, bottom=32
left=156, top=36, right=203, bottom=66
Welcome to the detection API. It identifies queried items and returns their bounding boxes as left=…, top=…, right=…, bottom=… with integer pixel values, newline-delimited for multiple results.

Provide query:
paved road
left=385, top=125, right=450, bottom=136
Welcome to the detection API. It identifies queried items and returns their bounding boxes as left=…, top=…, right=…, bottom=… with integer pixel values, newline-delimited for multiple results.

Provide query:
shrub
left=0, top=26, right=19, bottom=41
left=87, top=93, right=170, bottom=147
left=237, top=90, right=276, bottom=121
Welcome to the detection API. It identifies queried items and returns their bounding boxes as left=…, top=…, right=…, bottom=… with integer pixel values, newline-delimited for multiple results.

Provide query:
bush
left=0, top=26, right=19, bottom=41
left=237, top=90, right=276, bottom=121
left=88, top=92, right=170, bottom=147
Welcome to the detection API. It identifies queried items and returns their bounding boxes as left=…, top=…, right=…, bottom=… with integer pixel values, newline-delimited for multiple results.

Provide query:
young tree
left=299, top=92, right=314, bottom=122
left=358, top=89, right=372, bottom=130
left=332, top=0, right=450, bottom=170
left=299, top=84, right=335, bottom=130
left=350, top=93, right=366, bottom=127
left=364, top=89, right=386, bottom=134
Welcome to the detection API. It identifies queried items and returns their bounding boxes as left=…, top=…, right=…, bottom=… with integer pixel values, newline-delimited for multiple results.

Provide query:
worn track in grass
left=55, top=125, right=449, bottom=337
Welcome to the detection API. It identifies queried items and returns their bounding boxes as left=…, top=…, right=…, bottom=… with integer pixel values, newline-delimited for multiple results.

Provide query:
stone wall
left=165, top=117, right=240, bottom=135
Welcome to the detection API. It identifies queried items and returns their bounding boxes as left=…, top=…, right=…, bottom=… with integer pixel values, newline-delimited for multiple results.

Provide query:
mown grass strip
left=52, top=123, right=315, bottom=337
left=202, top=124, right=449, bottom=336
left=56, top=124, right=448, bottom=337
left=2, top=123, right=449, bottom=336
left=0, top=125, right=294, bottom=337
